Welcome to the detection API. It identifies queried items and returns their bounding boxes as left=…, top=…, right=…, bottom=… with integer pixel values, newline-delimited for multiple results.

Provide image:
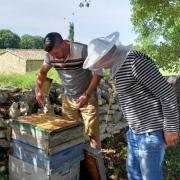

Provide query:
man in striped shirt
left=83, top=32, right=180, bottom=180
left=35, top=32, right=102, bottom=149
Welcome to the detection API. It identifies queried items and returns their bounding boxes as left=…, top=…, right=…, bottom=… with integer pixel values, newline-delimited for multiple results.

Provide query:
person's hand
left=76, top=93, right=90, bottom=108
left=164, top=131, right=179, bottom=146
left=35, top=86, right=45, bottom=106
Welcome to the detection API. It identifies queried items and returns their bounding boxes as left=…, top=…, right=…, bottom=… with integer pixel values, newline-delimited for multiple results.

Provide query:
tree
left=33, top=36, right=44, bottom=49
left=68, top=22, right=74, bottom=42
left=0, top=29, right=20, bottom=48
left=130, top=0, right=180, bottom=72
left=20, top=35, right=43, bottom=49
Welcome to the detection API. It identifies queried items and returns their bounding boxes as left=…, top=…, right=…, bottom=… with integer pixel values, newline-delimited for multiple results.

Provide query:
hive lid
left=14, top=113, right=82, bottom=133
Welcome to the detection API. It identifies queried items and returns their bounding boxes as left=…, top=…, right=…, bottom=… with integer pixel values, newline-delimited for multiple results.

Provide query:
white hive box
left=9, top=155, right=80, bottom=180
left=12, top=113, right=84, bottom=154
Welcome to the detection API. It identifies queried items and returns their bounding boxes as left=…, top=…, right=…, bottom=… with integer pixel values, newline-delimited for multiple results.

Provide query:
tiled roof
left=7, top=49, right=45, bottom=60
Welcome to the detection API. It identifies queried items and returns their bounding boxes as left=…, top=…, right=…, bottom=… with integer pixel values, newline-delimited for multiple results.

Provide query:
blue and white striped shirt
left=115, top=50, right=179, bottom=134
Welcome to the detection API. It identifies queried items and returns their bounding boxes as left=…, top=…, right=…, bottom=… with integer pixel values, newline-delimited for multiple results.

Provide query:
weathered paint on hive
left=12, top=113, right=84, bottom=150
left=17, top=113, right=81, bottom=133
left=9, top=155, right=81, bottom=180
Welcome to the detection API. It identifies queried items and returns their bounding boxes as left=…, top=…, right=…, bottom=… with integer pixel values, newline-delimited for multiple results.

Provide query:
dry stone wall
left=0, top=76, right=180, bottom=179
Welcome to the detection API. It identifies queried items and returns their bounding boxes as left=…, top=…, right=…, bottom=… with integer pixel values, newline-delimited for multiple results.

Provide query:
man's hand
left=164, top=131, right=179, bottom=146
left=35, top=63, right=51, bottom=106
left=75, top=73, right=101, bottom=108
left=35, top=86, right=45, bottom=106
left=76, top=93, right=90, bottom=108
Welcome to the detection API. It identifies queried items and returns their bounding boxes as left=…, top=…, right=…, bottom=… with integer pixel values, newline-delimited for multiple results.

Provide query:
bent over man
left=83, top=32, right=180, bottom=179
left=36, top=32, right=102, bottom=149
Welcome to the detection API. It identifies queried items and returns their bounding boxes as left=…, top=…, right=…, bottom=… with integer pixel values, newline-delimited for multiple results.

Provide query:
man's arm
left=76, top=73, right=102, bottom=108
left=132, top=51, right=179, bottom=145
left=35, top=63, right=51, bottom=105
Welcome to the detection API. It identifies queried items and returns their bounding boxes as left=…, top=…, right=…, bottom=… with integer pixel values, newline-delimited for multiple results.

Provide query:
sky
left=0, top=0, right=137, bottom=45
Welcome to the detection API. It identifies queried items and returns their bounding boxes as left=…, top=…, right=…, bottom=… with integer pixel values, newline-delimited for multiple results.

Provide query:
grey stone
left=107, top=110, right=115, bottom=115
left=0, top=163, right=6, bottom=173
left=102, top=104, right=110, bottom=112
left=111, top=104, right=120, bottom=111
left=6, top=127, right=11, bottom=141
left=100, top=133, right=110, bottom=141
left=101, top=114, right=113, bottom=122
left=101, top=90, right=110, bottom=102
left=9, top=102, right=21, bottom=118
left=0, top=91, right=8, bottom=104
left=98, top=107, right=106, bottom=115
left=98, top=82, right=111, bottom=91
left=0, top=139, right=9, bottom=148
left=20, top=101, right=29, bottom=115
left=21, top=90, right=36, bottom=105
left=0, top=87, right=21, bottom=93
left=101, top=98, right=107, bottom=105
left=113, top=111, right=123, bottom=123
left=106, top=124, right=114, bottom=134
left=4, top=119, right=13, bottom=127
left=0, top=117, right=6, bottom=128
left=113, top=122, right=128, bottom=134
left=0, top=130, right=6, bottom=138
left=100, top=122, right=107, bottom=134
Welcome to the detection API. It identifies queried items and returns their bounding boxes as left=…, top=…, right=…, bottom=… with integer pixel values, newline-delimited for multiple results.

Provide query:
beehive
left=10, top=113, right=85, bottom=179
left=11, top=140, right=84, bottom=173
left=12, top=113, right=84, bottom=154
left=9, top=155, right=81, bottom=180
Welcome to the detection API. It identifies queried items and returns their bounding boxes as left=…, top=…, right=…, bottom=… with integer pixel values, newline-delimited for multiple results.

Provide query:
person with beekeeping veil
left=83, top=32, right=180, bottom=180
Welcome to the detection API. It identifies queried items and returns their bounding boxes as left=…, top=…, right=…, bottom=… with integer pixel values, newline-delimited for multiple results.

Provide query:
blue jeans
left=126, top=129, right=166, bottom=180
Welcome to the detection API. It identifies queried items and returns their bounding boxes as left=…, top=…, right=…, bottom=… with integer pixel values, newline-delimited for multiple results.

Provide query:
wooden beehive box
left=9, top=155, right=81, bottom=180
left=11, top=140, right=84, bottom=173
left=12, top=113, right=84, bottom=154
left=80, top=145, right=107, bottom=180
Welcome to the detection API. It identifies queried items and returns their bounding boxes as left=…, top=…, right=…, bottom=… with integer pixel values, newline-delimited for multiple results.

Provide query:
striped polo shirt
left=115, top=50, right=179, bottom=134
left=44, top=42, right=101, bottom=99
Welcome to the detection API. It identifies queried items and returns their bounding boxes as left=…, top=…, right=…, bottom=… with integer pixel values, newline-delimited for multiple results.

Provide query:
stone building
left=0, top=49, right=45, bottom=74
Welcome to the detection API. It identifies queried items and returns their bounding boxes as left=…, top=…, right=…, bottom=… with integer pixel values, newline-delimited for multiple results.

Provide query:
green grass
left=160, top=69, right=180, bottom=76
left=0, top=64, right=179, bottom=88
left=164, top=144, right=180, bottom=179
left=0, top=49, right=6, bottom=55
left=0, top=69, right=60, bottom=88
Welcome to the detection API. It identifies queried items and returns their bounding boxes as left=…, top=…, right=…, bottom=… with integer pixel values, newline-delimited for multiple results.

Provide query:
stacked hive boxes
left=9, top=113, right=84, bottom=180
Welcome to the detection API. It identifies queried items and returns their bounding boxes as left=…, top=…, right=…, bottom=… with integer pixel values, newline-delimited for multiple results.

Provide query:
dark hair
left=43, top=32, right=63, bottom=52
